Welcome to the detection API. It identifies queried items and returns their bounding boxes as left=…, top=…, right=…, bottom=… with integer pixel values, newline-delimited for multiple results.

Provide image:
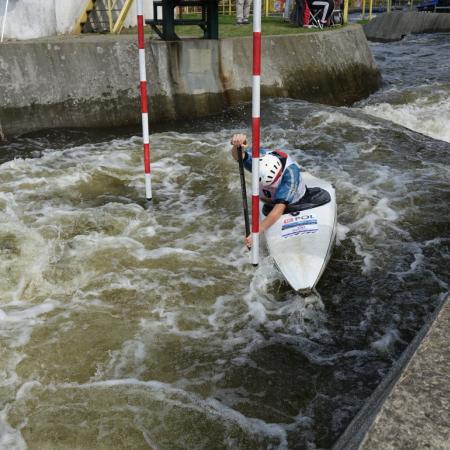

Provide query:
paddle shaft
left=237, top=146, right=251, bottom=239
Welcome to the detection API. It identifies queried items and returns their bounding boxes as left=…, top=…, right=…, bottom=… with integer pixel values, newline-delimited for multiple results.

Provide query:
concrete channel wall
left=364, top=11, right=450, bottom=42
left=333, top=295, right=450, bottom=449
left=0, top=24, right=381, bottom=139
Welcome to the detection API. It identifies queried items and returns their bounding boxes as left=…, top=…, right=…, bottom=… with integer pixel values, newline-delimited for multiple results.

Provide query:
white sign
left=280, top=213, right=318, bottom=238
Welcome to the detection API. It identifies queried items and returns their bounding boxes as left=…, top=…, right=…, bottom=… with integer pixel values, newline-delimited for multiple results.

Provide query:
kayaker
left=230, top=133, right=306, bottom=248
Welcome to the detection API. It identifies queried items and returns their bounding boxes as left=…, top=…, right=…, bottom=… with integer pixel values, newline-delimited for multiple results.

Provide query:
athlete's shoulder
left=281, top=163, right=301, bottom=183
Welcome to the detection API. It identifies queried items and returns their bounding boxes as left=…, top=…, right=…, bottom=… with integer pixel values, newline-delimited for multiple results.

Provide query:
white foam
left=15, top=380, right=42, bottom=400
left=351, top=237, right=375, bottom=274
left=0, top=222, right=51, bottom=303
left=134, top=246, right=199, bottom=261
left=371, top=327, right=404, bottom=354
left=0, top=352, right=23, bottom=386
left=309, top=110, right=383, bottom=131
left=362, top=86, right=450, bottom=143
left=0, top=409, right=27, bottom=450
left=45, top=378, right=289, bottom=447
left=336, top=223, right=350, bottom=245
left=94, top=340, right=147, bottom=380
left=0, top=300, right=60, bottom=348
left=0, top=301, right=57, bottom=323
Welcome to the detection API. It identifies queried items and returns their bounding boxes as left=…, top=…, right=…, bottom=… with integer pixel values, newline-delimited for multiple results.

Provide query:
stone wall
left=0, top=0, right=155, bottom=40
left=364, top=11, right=450, bottom=42
left=0, top=25, right=381, bottom=138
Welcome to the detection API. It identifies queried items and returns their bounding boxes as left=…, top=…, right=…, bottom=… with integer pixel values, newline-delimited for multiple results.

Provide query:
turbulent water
left=0, top=33, right=449, bottom=450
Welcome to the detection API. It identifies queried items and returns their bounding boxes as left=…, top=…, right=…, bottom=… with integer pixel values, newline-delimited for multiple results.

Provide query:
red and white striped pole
left=137, top=0, right=152, bottom=201
left=251, top=0, right=262, bottom=266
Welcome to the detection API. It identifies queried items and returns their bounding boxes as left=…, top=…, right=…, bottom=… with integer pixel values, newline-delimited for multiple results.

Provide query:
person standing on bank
left=283, top=0, right=292, bottom=21
left=236, top=0, right=252, bottom=24
left=230, top=133, right=306, bottom=248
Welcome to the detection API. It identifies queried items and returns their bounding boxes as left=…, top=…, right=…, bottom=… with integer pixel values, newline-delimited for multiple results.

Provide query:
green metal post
left=162, top=0, right=177, bottom=40
left=207, top=0, right=219, bottom=38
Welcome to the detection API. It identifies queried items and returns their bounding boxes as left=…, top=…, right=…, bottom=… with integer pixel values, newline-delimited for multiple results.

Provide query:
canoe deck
left=262, top=172, right=337, bottom=293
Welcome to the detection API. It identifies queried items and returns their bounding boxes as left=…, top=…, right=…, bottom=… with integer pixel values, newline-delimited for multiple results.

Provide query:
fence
left=175, top=0, right=436, bottom=21
left=180, top=0, right=287, bottom=16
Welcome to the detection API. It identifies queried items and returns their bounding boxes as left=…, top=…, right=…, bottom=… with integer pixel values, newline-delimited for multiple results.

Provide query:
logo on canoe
left=281, top=214, right=318, bottom=238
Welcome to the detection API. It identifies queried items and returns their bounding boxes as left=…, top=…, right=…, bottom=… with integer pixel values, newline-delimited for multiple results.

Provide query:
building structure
left=0, top=0, right=155, bottom=40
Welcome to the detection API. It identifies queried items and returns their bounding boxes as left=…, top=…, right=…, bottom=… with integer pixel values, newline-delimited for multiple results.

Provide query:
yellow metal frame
left=112, top=0, right=134, bottom=33
left=73, top=0, right=96, bottom=34
left=73, top=0, right=134, bottom=34
left=343, top=0, right=349, bottom=24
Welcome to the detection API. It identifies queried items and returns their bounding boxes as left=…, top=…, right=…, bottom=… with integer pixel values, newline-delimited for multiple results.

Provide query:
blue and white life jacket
left=259, top=150, right=306, bottom=205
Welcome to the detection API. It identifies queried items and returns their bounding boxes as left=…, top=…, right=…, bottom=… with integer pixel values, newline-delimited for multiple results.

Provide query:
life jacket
left=259, top=150, right=305, bottom=204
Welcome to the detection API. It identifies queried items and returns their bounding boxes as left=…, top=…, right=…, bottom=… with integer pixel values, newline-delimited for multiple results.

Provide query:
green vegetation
left=124, top=14, right=342, bottom=39
left=175, top=14, right=327, bottom=38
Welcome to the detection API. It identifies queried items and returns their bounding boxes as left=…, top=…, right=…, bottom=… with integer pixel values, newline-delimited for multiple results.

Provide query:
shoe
left=243, top=18, right=249, bottom=24
left=236, top=19, right=243, bottom=25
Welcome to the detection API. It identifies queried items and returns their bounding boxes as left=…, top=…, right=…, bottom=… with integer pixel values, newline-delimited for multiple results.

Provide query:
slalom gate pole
left=251, top=0, right=262, bottom=266
left=137, top=0, right=152, bottom=201
left=1, top=0, right=9, bottom=43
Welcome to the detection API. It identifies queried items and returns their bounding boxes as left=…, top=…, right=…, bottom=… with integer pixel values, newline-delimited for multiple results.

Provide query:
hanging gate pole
left=137, top=0, right=152, bottom=201
left=251, top=0, right=262, bottom=266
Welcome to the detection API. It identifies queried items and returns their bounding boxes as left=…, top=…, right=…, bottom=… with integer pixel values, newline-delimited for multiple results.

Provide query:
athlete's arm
left=245, top=203, right=286, bottom=248
left=261, top=203, right=286, bottom=232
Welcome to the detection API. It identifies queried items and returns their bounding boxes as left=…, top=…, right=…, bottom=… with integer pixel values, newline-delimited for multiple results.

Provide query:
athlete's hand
left=245, top=234, right=252, bottom=249
left=231, top=134, right=247, bottom=148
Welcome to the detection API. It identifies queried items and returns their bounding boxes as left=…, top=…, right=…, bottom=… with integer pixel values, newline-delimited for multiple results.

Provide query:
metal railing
left=180, top=0, right=293, bottom=16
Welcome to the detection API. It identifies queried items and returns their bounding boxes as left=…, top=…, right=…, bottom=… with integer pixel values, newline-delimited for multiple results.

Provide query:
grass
left=123, top=14, right=343, bottom=39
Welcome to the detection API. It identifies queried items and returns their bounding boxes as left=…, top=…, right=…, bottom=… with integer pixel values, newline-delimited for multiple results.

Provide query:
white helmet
left=259, top=154, right=282, bottom=186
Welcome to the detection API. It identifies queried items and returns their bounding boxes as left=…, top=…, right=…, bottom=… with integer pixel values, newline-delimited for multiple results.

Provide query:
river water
left=0, top=33, right=449, bottom=450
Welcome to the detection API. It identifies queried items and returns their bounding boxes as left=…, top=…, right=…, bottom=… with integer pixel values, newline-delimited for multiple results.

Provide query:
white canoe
left=262, top=172, right=337, bottom=294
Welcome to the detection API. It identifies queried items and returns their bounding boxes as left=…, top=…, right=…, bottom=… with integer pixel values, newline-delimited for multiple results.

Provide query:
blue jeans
left=283, top=0, right=292, bottom=19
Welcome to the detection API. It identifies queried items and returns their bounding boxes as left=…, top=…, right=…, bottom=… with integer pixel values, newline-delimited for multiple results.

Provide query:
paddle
left=237, top=145, right=251, bottom=249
